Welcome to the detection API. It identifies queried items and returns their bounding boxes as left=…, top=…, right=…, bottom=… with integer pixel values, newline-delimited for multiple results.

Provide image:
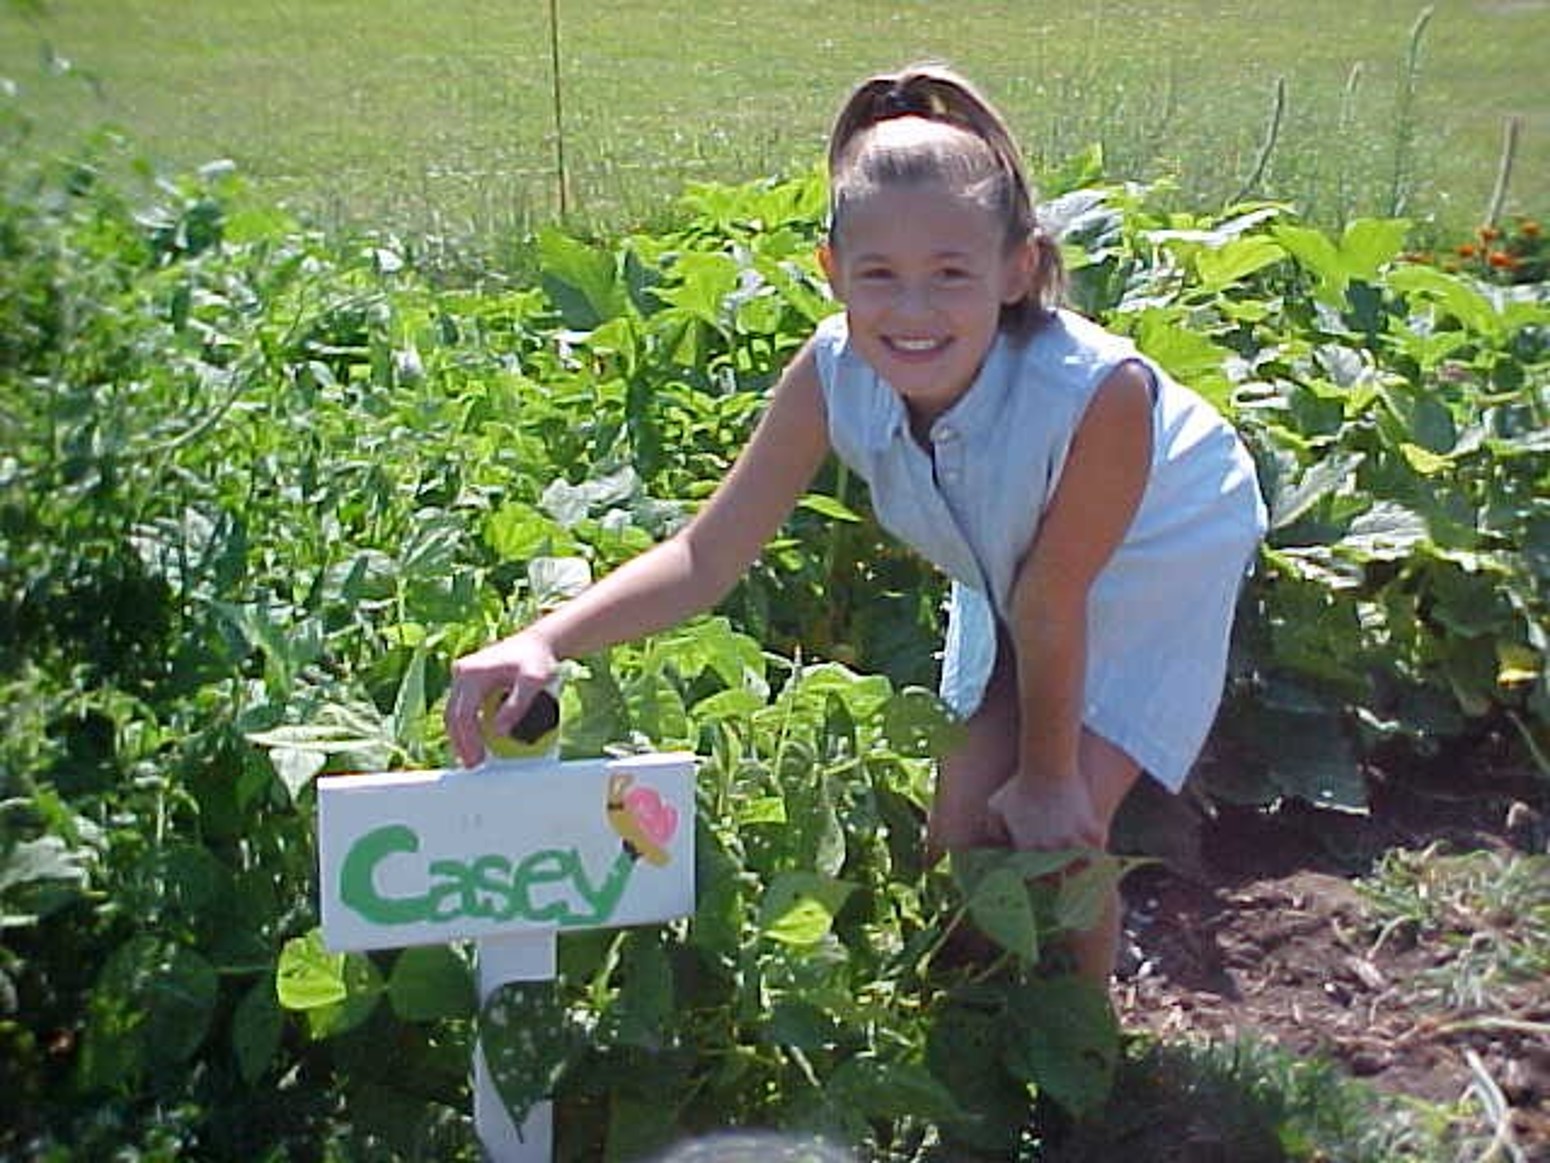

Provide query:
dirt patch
left=1114, top=760, right=1550, bottom=1157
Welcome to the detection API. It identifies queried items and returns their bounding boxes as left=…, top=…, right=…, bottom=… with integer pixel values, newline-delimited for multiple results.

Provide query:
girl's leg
left=926, top=649, right=1018, bottom=858
left=1065, top=729, right=1142, bottom=983
left=929, top=647, right=1142, bottom=985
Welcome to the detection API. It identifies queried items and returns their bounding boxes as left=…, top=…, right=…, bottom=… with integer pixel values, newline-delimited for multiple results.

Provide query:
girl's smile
left=821, top=182, right=1034, bottom=426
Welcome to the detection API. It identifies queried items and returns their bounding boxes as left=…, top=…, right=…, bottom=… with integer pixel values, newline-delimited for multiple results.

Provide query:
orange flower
left=1456, top=242, right=1478, bottom=258
left=1520, top=219, right=1541, bottom=238
left=1478, top=224, right=1501, bottom=241
left=1488, top=250, right=1519, bottom=269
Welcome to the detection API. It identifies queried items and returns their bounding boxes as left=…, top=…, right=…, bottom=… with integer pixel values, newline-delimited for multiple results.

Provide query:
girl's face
left=821, top=182, right=1034, bottom=427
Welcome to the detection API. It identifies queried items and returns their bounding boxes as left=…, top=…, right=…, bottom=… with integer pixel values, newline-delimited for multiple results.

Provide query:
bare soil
left=1111, top=757, right=1550, bottom=1159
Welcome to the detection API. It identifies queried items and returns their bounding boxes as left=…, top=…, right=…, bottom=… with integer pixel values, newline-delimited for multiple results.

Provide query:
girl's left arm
left=989, top=360, right=1152, bottom=850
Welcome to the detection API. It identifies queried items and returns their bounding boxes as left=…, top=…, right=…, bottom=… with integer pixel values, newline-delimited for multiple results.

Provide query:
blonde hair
left=826, top=64, right=1064, bottom=336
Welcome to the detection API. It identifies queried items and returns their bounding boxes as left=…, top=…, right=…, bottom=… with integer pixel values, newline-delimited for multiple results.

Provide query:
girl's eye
left=938, top=267, right=973, bottom=283
left=856, top=268, right=894, bottom=282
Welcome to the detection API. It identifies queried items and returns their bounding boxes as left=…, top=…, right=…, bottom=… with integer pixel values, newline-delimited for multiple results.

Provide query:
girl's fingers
left=446, top=669, right=503, bottom=768
left=491, top=683, right=533, bottom=736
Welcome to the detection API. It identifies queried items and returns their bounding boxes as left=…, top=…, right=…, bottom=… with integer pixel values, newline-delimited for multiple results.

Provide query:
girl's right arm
left=444, top=338, right=832, bottom=767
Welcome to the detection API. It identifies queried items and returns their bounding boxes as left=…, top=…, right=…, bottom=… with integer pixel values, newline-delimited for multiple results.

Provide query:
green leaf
left=232, top=977, right=284, bottom=1084
left=485, top=502, right=569, bottom=562
left=1125, top=308, right=1233, bottom=409
left=1268, top=452, right=1363, bottom=531
left=1002, top=976, right=1119, bottom=1119
left=1386, top=264, right=1503, bottom=338
left=1339, top=217, right=1410, bottom=280
left=964, top=866, right=1039, bottom=962
left=77, top=936, right=220, bottom=1092
left=268, top=747, right=326, bottom=799
left=736, top=795, right=788, bottom=825
left=276, top=928, right=386, bottom=1035
left=276, top=930, right=347, bottom=1011
left=528, top=555, right=593, bottom=609
left=757, top=871, right=855, bottom=945
left=925, top=1003, right=1031, bottom=1153
left=538, top=227, right=628, bottom=329
left=1239, top=703, right=1367, bottom=811
left=952, top=847, right=1084, bottom=896
left=387, top=945, right=474, bottom=1022
left=881, top=687, right=965, bottom=759
left=1274, top=224, right=1348, bottom=302
left=1339, top=501, right=1432, bottom=561
left=389, top=645, right=428, bottom=751
left=613, top=931, right=674, bottom=1047
left=1194, top=235, right=1286, bottom=291
left=0, top=835, right=88, bottom=894
left=828, top=1056, right=968, bottom=1122
left=1398, top=441, right=1453, bottom=476
left=479, top=979, right=582, bottom=1128
left=691, top=821, right=744, bottom=959
left=1054, top=858, right=1125, bottom=934
left=797, top=492, right=863, bottom=523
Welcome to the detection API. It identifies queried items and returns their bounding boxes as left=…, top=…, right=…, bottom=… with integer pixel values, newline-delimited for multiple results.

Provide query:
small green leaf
left=797, top=492, right=863, bottom=523
left=758, top=871, right=855, bottom=945
left=389, top=645, right=428, bottom=750
left=965, top=866, right=1039, bottom=962
left=1194, top=235, right=1285, bottom=291
left=276, top=930, right=346, bottom=1011
left=528, top=555, right=593, bottom=608
left=387, top=945, right=474, bottom=1022
left=613, top=932, right=674, bottom=1047
left=736, top=795, right=788, bottom=825
left=232, top=977, right=284, bottom=1084
left=1399, top=441, right=1453, bottom=476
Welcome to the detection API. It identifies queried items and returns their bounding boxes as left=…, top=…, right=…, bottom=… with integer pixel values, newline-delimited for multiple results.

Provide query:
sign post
left=315, top=717, right=695, bottom=1161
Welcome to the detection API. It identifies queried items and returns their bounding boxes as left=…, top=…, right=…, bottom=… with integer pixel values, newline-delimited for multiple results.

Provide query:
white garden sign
left=315, top=697, right=695, bottom=1160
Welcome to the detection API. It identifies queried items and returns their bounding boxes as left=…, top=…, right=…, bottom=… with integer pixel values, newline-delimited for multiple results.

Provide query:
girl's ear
left=817, top=242, right=838, bottom=287
left=1000, top=238, right=1038, bottom=305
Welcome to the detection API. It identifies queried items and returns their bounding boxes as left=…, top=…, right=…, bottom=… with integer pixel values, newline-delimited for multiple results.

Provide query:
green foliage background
left=1, top=90, right=1546, bottom=1158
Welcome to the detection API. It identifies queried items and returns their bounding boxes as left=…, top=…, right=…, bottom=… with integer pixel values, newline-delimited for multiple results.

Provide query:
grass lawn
left=2, top=1, right=1546, bottom=241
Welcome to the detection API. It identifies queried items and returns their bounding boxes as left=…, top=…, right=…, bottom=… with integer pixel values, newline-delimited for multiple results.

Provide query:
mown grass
left=2, top=0, right=1546, bottom=244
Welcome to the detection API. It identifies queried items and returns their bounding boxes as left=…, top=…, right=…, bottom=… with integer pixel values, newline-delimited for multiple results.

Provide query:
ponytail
left=826, top=64, right=1064, bottom=334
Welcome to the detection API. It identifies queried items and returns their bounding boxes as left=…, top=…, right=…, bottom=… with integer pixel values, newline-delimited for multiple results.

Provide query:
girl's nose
left=893, top=281, right=934, bottom=316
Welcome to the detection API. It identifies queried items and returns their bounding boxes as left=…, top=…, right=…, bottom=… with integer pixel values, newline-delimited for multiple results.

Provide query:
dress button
left=941, top=469, right=960, bottom=484
left=935, top=425, right=957, bottom=442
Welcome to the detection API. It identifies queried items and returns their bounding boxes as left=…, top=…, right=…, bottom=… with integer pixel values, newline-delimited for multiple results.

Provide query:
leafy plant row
left=1, top=100, right=1545, bottom=1157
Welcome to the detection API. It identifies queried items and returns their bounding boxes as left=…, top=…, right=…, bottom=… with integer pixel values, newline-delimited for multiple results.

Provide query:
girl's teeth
left=893, top=338, right=941, bottom=352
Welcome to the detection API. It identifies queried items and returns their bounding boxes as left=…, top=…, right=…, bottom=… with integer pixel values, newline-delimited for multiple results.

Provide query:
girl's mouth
left=885, top=336, right=950, bottom=358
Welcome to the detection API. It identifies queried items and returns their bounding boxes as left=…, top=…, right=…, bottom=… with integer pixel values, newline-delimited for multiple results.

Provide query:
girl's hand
left=443, top=630, right=559, bottom=768
left=987, top=774, right=1105, bottom=853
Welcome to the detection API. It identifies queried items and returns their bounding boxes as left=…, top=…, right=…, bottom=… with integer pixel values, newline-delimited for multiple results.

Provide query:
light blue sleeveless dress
left=812, top=309, right=1266, bottom=792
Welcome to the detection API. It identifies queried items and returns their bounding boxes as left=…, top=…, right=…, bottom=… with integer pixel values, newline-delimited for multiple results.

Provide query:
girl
left=444, top=64, right=1266, bottom=985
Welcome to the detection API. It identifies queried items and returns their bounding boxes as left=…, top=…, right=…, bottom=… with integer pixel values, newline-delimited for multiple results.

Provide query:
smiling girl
left=445, top=64, right=1266, bottom=986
